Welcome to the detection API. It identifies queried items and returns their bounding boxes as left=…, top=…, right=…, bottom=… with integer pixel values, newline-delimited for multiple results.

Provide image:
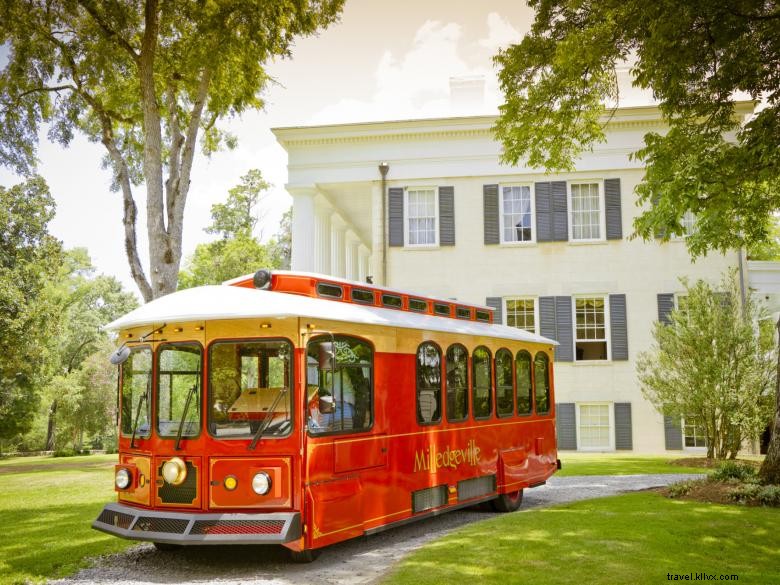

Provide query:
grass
left=383, top=492, right=780, bottom=585
left=557, top=453, right=717, bottom=476
left=0, top=453, right=134, bottom=584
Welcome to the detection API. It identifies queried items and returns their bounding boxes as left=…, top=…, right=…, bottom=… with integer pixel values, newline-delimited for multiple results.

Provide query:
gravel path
left=52, top=473, right=703, bottom=585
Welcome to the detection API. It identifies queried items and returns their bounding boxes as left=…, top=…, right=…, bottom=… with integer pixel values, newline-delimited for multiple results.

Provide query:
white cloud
left=478, top=12, right=522, bottom=51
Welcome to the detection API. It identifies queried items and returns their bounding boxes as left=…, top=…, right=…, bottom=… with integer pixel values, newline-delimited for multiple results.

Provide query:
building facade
left=273, top=103, right=763, bottom=453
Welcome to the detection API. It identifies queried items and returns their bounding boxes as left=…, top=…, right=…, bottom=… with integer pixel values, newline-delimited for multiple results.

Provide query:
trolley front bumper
left=92, top=502, right=301, bottom=545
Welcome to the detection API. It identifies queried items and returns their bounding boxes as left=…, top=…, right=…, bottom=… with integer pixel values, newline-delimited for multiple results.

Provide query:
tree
left=0, top=176, right=62, bottom=447
left=0, top=1, right=344, bottom=301
left=207, top=169, right=269, bottom=240
left=268, top=208, right=292, bottom=270
left=493, top=0, right=780, bottom=481
left=637, top=273, right=775, bottom=459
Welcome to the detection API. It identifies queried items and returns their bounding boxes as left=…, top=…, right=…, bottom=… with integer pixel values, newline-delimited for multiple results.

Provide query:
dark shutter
left=664, top=415, right=683, bottom=450
left=551, top=181, right=568, bottom=241
left=556, top=403, right=577, bottom=450
left=605, top=178, right=623, bottom=240
left=609, top=294, right=628, bottom=360
left=485, top=297, right=503, bottom=325
left=657, top=293, right=675, bottom=325
left=614, top=403, right=633, bottom=450
left=388, top=187, right=404, bottom=247
left=483, top=184, right=499, bottom=245
left=439, top=186, right=455, bottom=246
left=539, top=296, right=573, bottom=362
left=535, top=182, right=552, bottom=242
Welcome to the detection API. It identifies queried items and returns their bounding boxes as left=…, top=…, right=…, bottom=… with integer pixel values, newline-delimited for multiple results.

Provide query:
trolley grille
left=157, top=461, right=198, bottom=504
left=412, top=485, right=448, bottom=514
left=190, top=519, right=286, bottom=535
left=97, top=509, right=134, bottom=530
left=457, top=474, right=496, bottom=501
left=131, top=516, right=190, bottom=534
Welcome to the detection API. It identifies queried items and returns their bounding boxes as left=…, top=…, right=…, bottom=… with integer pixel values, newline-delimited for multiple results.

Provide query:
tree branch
left=76, top=0, right=140, bottom=63
left=165, top=82, right=184, bottom=232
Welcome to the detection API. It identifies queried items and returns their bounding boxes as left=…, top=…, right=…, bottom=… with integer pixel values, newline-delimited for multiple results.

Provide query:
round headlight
left=252, top=472, right=272, bottom=495
left=162, top=457, right=187, bottom=485
left=115, top=468, right=131, bottom=490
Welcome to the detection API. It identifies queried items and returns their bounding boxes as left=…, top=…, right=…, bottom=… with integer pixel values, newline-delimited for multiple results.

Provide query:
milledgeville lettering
left=666, top=573, right=739, bottom=581
left=413, top=440, right=481, bottom=473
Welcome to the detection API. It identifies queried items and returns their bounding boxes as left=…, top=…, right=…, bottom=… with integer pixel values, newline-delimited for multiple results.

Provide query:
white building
left=273, top=101, right=776, bottom=453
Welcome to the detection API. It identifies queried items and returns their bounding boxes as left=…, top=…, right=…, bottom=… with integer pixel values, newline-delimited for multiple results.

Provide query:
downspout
left=379, top=162, right=390, bottom=285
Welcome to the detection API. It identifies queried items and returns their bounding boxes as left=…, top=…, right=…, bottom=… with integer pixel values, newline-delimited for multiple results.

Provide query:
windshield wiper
left=174, top=378, right=199, bottom=451
left=130, top=377, right=150, bottom=449
left=248, top=387, right=289, bottom=450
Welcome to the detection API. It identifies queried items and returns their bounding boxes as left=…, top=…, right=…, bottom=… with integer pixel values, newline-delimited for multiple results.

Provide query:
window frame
left=515, top=350, right=533, bottom=417
left=499, top=183, right=536, bottom=245
left=504, top=297, right=538, bottom=334
left=533, top=351, right=551, bottom=415
left=404, top=186, right=439, bottom=248
left=577, top=402, right=615, bottom=451
left=682, top=415, right=707, bottom=450
left=445, top=343, right=470, bottom=423
left=568, top=180, right=606, bottom=242
left=573, top=294, right=611, bottom=362
left=206, top=337, right=295, bottom=440
left=415, top=342, right=443, bottom=426
left=494, top=348, right=514, bottom=418
left=155, top=341, right=204, bottom=440
left=119, top=344, right=153, bottom=438
left=471, top=345, right=493, bottom=421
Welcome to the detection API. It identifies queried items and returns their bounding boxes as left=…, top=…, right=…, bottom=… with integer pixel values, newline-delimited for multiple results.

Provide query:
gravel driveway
left=53, top=473, right=703, bottom=585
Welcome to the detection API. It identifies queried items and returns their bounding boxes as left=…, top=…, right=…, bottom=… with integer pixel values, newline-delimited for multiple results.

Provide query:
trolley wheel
left=152, top=542, right=182, bottom=552
left=491, top=489, right=524, bottom=513
left=289, top=548, right=321, bottom=563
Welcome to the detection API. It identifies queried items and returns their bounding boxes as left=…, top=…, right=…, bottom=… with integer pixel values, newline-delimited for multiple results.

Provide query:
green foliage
left=0, top=177, right=63, bottom=444
left=494, top=0, right=780, bottom=255
left=667, top=480, right=697, bottom=498
left=268, top=207, right=292, bottom=270
left=747, top=216, right=780, bottom=261
left=178, top=235, right=273, bottom=288
left=729, top=483, right=780, bottom=506
left=712, top=461, right=758, bottom=482
left=207, top=169, right=269, bottom=239
left=637, top=271, right=775, bottom=459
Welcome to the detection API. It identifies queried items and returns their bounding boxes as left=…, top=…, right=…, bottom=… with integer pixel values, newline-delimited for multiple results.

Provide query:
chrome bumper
left=92, top=502, right=301, bottom=545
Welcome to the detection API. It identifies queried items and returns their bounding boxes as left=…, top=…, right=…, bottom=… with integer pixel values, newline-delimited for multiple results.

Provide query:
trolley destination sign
left=413, top=439, right=482, bottom=473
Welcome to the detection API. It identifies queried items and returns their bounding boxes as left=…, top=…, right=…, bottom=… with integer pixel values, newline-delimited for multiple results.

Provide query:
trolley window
left=409, top=298, right=428, bottom=312
left=317, top=283, right=343, bottom=299
left=456, top=306, right=471, bottom=320
left=475, top=309, right=491, bottom=323
left=208, top=339, right=293, bottom=438
left=416, top=343, right=442, bottom=424
left=351, top=288, right=375, bottom=304
left=157, top=344, right=202, bottom=437
left=381, top=294, right=402, bottom=309
left=307, top=336, right=373, bottom=434
left=445, top=344, right=469, bottom=422
left=516, top=350, right=533, bottom=416
left=495, top=349, right=514, bottom=417
left=534, top=352, right=551, bottom=415
left=434, top=302, right=451, bottom=316
left=120, top=346, right=152, bottom=437
left=472, top=346, right=493, bottom=419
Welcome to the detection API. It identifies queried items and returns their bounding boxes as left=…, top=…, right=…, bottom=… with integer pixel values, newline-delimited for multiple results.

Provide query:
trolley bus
left=93, top=269, right=559, bottom=561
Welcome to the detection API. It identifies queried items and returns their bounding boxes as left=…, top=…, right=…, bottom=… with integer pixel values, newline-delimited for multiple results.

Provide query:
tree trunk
left=759, top=316, right=780, bottom=485
left=45, top=399, right=57, bottom=451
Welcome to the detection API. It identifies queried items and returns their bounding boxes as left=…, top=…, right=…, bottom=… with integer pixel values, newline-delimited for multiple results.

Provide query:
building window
left=515, top=350, right=532, bottom=416
left=534, top=352, right=550, bottom=415
left=495, top=349, right=514, bottom=417
left=406, top=188, right=437, bottom=246
left=575, top=296, right=608, bottom=361
left=445, top=344, right=469, bottom=422
left=506, top=298, right=536, bottom=334
left=683, top=416, right=707, bottom=448
left=578, top=403, right=612, bottom=449
left=570, top=182, right=602, bottom=241
left=501, top=185, right=533, bottom=243
left=416, top=343, right=442, bottom=425
left=472, top=346, right=493, bottom=420
left=680, top=210, right=696, bottom=237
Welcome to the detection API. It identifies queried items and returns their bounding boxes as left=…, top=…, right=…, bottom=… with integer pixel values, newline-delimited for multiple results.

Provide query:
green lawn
left=557, top=453, right=717, bottom=476
left=383, top=492, right=780, bottom=585
left=0, top=454, right=133, bottom=584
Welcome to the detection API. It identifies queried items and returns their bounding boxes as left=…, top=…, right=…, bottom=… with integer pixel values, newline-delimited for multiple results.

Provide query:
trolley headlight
left=161, top=457, right=187, bottom=486
left=252, top=472, right=272, bottom=495
left=115, top=467, right=131, bottom=490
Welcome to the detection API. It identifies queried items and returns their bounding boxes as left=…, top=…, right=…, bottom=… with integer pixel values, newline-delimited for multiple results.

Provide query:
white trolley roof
left=107, top=285, right=557, bottom=346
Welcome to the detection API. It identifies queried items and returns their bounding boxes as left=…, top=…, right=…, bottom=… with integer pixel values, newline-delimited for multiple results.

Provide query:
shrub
left=668, top=480, right=696, bottom=498
left=756, top=485, right=780, bottom=506
left=728, top=484, right=780, bottom=506
left=712, top=461, right=757, bottom=482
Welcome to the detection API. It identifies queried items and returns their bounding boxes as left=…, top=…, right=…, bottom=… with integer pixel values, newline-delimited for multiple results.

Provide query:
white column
left=345, top=230, right=360, bottom=281
left=370, top=182, right=385, bottom=285
left=290, top=186, right=316, bottom=272
left=330, top=214, right=347, bottom=279
left=359, top=245, right=370, bottom=283
left=314, top=195, right=331, bottom=275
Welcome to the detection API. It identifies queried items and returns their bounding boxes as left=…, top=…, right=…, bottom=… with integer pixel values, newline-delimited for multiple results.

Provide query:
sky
left=0, top=1, right=537, bottom=300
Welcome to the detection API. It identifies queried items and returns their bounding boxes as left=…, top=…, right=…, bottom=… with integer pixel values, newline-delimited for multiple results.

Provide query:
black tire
left=491, top=489, right=524, bottom=512
left=153, top=542, right=182, bottom=552
left=289, top=548, right=321, bottom=563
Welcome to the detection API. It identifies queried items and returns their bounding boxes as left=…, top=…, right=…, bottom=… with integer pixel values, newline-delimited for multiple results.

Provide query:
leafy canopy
left=494, top=0, right=780, bottom=257
left=207, top=169, right=269, bottom=240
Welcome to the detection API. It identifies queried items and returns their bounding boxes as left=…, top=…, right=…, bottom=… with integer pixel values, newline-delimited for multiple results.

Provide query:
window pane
left=407, top=189, right=436, bottom=245
left=579, top=404, right=610, bottom=448
left=501, top=186, right=533, bottom=242
left=472, top=346, right=492, bottom=419
left=306, top=336, right=373, bottom=434
left=416, top=343, right=442, bottom=424
left=534, top=352, right=550, bottom=414
left=506, top=298, right=535, bottom=333
left=157, top=344, right=202, bottom=437
left=121, top=347, right=152, bottom=436
left=515, top=351, right=532, bottom=415
left=446, top=344, right=468, bottom=421
left=209, top=340, right=293, bottom=438
left=571, top=183, right=601, bottom=240
left=575, top=297, right=608, bottom=361
left=495, top=349, right=513, bottom=417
